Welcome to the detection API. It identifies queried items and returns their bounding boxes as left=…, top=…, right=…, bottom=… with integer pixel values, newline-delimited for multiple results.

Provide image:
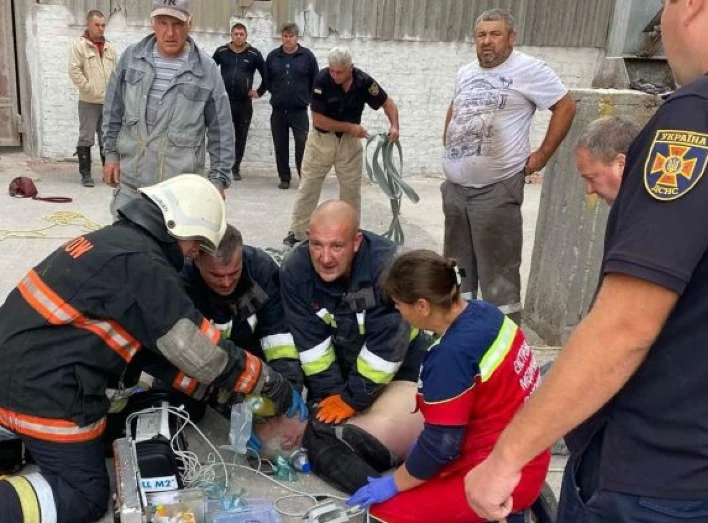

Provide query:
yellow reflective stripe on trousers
left=1, top=476, right=41, bottom=523
left=299, top=337, right=336, bottom=376
left=479, top=316, right=518, bottom=382
left=261, top=333, right=299, bottom=361
left=356, top=345, right=401, bottom=384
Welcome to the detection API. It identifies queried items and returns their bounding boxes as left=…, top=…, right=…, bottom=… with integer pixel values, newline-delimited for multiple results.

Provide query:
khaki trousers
left=289, top=130, right=363, bottom=239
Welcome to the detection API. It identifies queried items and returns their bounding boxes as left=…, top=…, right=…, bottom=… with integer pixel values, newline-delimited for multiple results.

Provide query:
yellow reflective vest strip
left=1, top=476, right=41, bottom=523
left=479, top=316, right=518, bottom=382
left=356, top=345, right=402, bottom=384
left=299, top=337, right=336, bottom=376
left=261, top=333, right=299, bottom=361
left=316, top=308, right=337, bottom=328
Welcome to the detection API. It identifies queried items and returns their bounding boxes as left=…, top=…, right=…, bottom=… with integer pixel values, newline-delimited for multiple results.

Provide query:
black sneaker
left=232, top=170, right=242, bottom=181
left=81, top=174, right=95, bottom=188
left=278, top=180, right=290, bottom=190
left=282, top=231, right=298, bottom=248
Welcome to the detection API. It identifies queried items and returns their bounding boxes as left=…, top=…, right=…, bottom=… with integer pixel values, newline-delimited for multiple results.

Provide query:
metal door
left=0, top=0, right=21, bottom=146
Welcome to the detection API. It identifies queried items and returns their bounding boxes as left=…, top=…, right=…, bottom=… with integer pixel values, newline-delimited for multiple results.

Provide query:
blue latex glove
left=346, top=475, right=398, bottom=509
left=246, top=432, right=261, bottom=453
left=287, top=389, right=309, bottom=421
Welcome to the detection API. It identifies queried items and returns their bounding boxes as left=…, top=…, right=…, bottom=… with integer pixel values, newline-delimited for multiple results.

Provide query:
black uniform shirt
left=212, top=44, right=266, bottom=101
left=567, top=74, right=708, bottom=500
left=265, top=45, right=319, bottom=110
left=311, top=67, right=388, bottom=125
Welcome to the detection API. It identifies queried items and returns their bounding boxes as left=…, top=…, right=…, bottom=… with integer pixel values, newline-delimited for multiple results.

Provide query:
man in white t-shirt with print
left=442, top=8, right=576, bottom=325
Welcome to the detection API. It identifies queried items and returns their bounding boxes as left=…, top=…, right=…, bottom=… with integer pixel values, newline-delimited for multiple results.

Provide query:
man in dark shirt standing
left=213, top=23, right=266, bottom=181
left=283, top=46, right=399, bottom=248
left=265, top=22, right=319, bottom=190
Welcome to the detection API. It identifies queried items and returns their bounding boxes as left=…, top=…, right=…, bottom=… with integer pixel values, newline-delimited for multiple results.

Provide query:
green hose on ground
left=365, top=132, right=419, bottom=245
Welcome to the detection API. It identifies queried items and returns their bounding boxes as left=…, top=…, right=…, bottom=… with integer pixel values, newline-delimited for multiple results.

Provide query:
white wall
left=28, top=4, right=603, bottom=174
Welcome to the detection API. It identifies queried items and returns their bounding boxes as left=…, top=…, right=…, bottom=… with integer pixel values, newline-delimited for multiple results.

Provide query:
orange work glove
left=316, top=394, right=356, bottom=424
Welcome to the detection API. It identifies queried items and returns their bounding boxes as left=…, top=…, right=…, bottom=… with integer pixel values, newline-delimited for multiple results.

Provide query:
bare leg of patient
left=254, top=381, right=423, bottom=461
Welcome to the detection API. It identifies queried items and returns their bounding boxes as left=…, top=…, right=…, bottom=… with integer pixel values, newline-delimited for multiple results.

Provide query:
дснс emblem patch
left=644, top=130, right=708, bottom=201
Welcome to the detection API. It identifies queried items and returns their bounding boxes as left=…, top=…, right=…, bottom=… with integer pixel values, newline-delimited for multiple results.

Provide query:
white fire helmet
left=139, top=174, right=226, bottom=255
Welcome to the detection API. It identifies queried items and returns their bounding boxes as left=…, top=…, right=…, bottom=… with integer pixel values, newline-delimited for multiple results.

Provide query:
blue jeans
left=558, top=450, right=708, bottom=522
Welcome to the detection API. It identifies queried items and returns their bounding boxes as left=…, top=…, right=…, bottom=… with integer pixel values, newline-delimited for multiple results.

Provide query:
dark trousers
left=0, top=435, right=109, bottom=523
left=270, top=108, right=309, bottom=182
left=441, top=173, right=525, bottom=325
left=230, top=98, right=253, bottom=175
left=303, top=420, right=397, bottom=495
left=557, top=433, right=708, bottom=522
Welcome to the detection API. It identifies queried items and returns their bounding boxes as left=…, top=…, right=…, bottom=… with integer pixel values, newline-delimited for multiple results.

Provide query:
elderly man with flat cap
left=102, top=0, right=235, bottom=217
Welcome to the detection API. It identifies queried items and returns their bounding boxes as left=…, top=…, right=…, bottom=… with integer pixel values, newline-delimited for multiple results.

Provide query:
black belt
left=315, top=127, right=344, bottom=139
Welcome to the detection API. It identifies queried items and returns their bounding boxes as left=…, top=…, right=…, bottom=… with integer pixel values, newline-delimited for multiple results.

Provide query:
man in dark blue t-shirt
left=464, top=2, right=708, bottom=521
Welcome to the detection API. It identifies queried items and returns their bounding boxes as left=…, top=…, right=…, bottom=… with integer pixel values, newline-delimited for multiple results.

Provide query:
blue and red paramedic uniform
left=371, top=301, right=550, bottom=523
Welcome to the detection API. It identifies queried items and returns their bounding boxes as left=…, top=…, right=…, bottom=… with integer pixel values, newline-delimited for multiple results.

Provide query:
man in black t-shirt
left=213, top=23, right=266, bottom=181
left=464, top=2, right=708, bottom=521
left=283, top=46, right=399, bottom=247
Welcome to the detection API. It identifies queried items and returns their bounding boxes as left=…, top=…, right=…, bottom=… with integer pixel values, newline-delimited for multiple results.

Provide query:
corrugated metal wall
left=66, top=0, right=250, bottom=31
left=64, top=0, right=614, bottom=48
left=292, top=0, right=613, bottom=47
left=66, top=0, right=114, bottom=24
left=522, top=0, right=614, bottom=47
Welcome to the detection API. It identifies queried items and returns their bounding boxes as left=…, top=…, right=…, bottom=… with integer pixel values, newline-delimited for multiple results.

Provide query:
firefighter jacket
left=0, top=198, right=265, bottom=443
left=181, top=247, right=303, bottom=389
left=281, top=231, right=417, bottom=410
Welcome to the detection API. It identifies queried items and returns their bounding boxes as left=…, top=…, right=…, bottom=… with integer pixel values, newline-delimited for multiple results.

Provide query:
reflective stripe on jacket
left=281, top=231, right=415, bottom=410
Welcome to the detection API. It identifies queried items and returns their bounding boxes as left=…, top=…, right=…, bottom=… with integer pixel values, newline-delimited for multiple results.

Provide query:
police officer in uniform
left=281, top=200, right=428, bottom=424
left=283, top=46, right=399, bottom=248
left=0, top=175, right=294, bottom=523
left=464, top=2, right=708, bottom=521
left=212, top=23, right=267, bottom=181
left=182, top=223, right=305, bottom=391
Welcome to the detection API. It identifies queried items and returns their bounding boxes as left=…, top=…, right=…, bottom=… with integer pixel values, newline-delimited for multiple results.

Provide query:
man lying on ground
left=253, top=381, right=423, bottom=493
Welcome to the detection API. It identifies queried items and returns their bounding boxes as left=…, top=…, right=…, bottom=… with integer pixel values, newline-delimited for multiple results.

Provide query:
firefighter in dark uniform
left=281, top=200, right=429, bottom=425
left=464, top=2, right=708, bottom=521
left=182, top=223, right=306, bottom=398
left=0, top=175, right=294, bottom=523
left=283, top=46, right=399, bottom=247
left=212, top=23, right=267, bottom=181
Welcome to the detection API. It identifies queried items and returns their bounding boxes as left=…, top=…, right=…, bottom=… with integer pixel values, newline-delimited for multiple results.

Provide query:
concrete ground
left=0, top=150, right=565, bottom=522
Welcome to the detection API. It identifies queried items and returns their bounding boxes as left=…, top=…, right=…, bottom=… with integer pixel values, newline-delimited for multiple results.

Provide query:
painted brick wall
left=28, top=4, right=602, bottom=174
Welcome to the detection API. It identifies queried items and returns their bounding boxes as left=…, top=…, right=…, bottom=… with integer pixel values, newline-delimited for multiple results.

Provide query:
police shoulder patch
left=644, top=129, right=708, bottom=201
left=368, top=82, right=380, bottom=96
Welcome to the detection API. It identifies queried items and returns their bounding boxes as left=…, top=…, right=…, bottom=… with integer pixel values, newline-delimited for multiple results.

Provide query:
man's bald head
left=307, top=200, right=363, bottom=283
left=309, top=200, right=360, bottom=237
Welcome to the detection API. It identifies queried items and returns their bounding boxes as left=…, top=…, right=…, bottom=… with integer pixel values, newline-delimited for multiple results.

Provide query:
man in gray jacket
left=102, top=0, right=234, bottom=216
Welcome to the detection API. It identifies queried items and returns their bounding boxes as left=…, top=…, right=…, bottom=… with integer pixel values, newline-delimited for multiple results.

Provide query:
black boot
left=76, top=146, right=94, bottom=187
